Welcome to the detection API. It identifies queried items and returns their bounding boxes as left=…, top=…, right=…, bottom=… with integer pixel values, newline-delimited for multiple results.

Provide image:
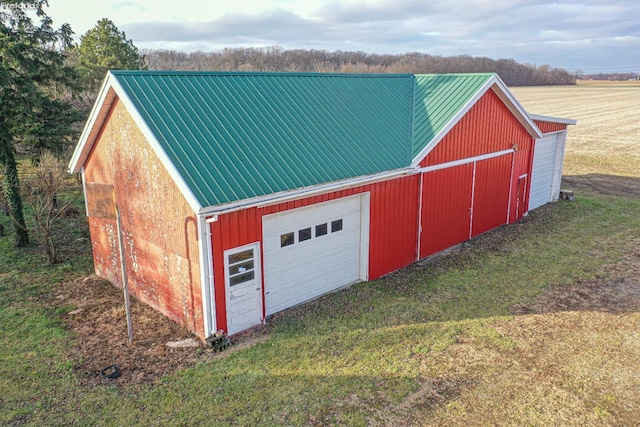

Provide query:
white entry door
left=262, top=195, right=367, bottom=316
left=224, top=243, right=263, bottom=335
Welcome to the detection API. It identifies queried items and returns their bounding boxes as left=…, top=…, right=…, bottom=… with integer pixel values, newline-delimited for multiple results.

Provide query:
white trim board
left=68, top=72, right=203, bottom=214
left=530, top=113, right=577, bottom=126
left=68, top=76, right=115, bottom=173
left=410, top=74, right=543, bottom=168
left=197, top=215, right=216, bottom=337
left=418, top=149, right=514, bottom=173
left=201, top=167, right=418, bottom=217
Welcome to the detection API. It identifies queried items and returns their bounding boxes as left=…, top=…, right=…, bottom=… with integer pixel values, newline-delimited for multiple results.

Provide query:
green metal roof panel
left=411, top=73, right=494, bottom=158
left=113, top=71, right=414, bottom=208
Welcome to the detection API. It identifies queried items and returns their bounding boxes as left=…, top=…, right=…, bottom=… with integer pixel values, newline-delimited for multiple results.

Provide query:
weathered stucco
left=83, top=98, right=204, bottom=338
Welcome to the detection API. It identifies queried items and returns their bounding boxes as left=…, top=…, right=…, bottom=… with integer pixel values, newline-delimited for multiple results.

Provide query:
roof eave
left=67, top=71, right=203, bottom=214
left=410, top=74, right=544, bottom=167
left=198, top=167, right=419, bottom=217
left=68, top=73, right=117, bottom=174
left=530, top=113, right=577, bottom=126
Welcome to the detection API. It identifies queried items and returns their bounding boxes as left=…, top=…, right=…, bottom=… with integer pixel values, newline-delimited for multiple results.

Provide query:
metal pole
left=115, top=204, right=134, bottom=344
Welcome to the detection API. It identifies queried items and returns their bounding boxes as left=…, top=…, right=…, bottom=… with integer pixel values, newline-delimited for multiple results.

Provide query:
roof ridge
left=414, top=72, right=497, bottom=77
left=110, top=70, right=414, bottom=78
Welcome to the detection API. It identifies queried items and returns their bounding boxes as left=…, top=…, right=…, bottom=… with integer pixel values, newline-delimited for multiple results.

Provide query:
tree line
left=583, top=73, right=639, bottom=81
left=143, top=47, right=579, bottom=87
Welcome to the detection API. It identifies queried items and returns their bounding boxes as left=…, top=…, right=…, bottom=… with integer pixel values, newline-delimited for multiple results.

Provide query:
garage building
left=69, top=71, right=575, bottom=338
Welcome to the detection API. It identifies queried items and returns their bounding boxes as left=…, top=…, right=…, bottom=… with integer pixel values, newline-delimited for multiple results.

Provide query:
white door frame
left=224, top=242, right=263, bottom=335
left=359, top=192, right=371, bottom=282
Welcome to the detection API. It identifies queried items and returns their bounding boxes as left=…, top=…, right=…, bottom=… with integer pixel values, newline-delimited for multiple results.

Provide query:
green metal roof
left=412, top=73, right=494, bottom=158
left=73, top=72, right=511, bottom=209
left=113, top=71, right=414, bottom=208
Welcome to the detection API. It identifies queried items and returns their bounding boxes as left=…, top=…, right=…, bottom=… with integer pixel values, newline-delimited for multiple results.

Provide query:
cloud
left=125, top=10, right=322, bottom=44
left=112, top=2, right=147, bottom=10
left=120, top=0, right=640, bottom=72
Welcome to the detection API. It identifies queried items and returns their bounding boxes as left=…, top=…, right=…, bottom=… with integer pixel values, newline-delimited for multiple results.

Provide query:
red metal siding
left=471, top=154, right=513, bottom=237
left=534, top=120, right=567, bottom=134
left=417, top=89, right=536, bottom=259
left=420, top=89, right=533, bottom=167
left=368, top=177, right=420, bottom=279
left=210, top=87, right=540, bottom=331
left=210, top=175, right=420, bottom=332
left=420, top=164, right=473, bottom=258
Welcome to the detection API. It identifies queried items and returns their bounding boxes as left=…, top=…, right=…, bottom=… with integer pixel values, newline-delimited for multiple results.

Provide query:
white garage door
left=530, top=133, right=559, bottom=210
left=262, top=195, right=366, bottom=315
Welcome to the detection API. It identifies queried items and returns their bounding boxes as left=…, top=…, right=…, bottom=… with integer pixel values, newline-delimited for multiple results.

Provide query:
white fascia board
left=200, top=167, right=418, bottom=217
left=489, top=75, right=543, bottom=139
left=410, top=77, right=497, bottom=168
left=68, top=75, right=116, bottom=173
left=69, top=71, right=202, bottom=216
left=530, top=113, right=577, bottom=126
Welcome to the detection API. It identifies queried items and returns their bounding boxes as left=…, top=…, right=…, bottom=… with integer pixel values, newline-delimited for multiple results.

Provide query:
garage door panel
left=530, top=134, right=558, bottom=210
left=313, top=256, right=329, bottom=272
left=263, top=195, right=365, bottom=315
left=340, top=246, right=360, bottom=263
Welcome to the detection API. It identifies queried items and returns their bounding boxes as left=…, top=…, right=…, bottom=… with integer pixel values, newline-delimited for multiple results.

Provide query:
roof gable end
left=410, top=73, right=543, bottom=166
left=68, top=72, right=203, bottom=212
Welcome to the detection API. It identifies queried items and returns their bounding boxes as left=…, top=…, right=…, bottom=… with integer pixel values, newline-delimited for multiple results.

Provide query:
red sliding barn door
left=419, top=153, right=515, bottom=260
left=471, top=155, right=513, bottom=237
left=420, top=164, right=473, bottom=259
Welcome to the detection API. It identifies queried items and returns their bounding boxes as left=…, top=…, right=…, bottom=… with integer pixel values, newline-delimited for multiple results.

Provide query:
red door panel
left=471, top=155, right=512, bottom=237
left=420, top=164, right=473, bottom=259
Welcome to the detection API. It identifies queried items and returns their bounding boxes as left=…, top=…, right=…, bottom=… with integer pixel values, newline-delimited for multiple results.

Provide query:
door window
left=227, top=248, right=256, bottom=286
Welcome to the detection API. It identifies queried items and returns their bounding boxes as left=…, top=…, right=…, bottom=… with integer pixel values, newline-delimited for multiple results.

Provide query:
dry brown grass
left=511, top=82, right=640, bottom=178
left=419, top=245, right=640, bottom=426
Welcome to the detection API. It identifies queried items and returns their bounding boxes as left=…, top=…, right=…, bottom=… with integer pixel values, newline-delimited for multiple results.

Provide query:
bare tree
left=17, top=152, right=78, bottom=263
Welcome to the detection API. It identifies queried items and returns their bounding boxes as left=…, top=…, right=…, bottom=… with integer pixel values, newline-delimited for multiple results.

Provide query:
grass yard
left=2, top=82, right=640, bottom=425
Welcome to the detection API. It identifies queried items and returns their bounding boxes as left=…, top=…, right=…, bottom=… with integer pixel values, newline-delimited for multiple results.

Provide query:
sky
left=38, top=0, right=640, bottom=74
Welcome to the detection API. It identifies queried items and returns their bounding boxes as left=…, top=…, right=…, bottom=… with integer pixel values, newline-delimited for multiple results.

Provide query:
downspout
left=469, top=162, right=477, bottom=240
left=411, top=75, right=423, bottom=262
left=416, top=171, right=423, bottom=261
left=197, top=214, right=216, bottom=338
left=81, top=166, right=89, bottom=217
left=525, top=138, right=536, bottom=215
